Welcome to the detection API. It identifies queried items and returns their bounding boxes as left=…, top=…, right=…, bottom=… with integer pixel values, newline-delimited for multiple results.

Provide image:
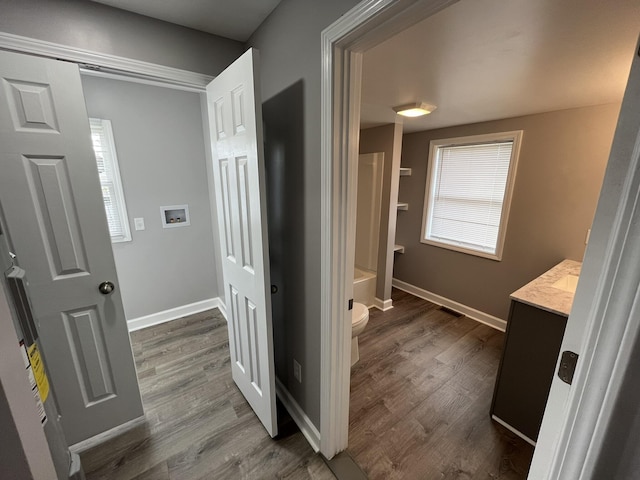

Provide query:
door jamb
left=320, top=2, right=640, bottom=477
left=319, top=0, right=460, bottom=458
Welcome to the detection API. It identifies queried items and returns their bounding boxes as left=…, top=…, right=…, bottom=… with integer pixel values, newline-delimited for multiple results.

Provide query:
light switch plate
left=134, top=217, right=145, bottom=231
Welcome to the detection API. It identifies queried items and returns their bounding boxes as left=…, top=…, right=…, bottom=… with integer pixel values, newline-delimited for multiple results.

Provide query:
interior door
left=206, top=48, right=277, bottom=437
left=0, top=50, right=143, bottom=445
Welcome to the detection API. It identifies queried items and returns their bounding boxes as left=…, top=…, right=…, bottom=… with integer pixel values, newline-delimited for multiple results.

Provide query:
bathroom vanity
left=490, top=260, right=581, bottom=445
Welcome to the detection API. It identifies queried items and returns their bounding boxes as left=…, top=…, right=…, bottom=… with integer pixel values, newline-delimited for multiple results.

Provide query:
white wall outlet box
left=160, top=205, right=190, bottom=228
left=134, top=218, right=145, bottom=231
left=293, top=359, right=302, bottom=383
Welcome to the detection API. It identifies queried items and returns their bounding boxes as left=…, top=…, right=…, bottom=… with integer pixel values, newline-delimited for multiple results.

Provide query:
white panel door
left=0, top=50, right=143, bottom=445
left=206, top=48, right=277, bottom=436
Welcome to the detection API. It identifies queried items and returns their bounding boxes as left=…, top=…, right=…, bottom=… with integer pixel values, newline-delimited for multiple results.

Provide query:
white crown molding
left=0, top=32, right=213, bottom=90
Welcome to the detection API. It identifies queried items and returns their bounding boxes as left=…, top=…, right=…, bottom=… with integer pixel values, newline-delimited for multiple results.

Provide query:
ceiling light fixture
left=393, top=102, right=437, bottom=117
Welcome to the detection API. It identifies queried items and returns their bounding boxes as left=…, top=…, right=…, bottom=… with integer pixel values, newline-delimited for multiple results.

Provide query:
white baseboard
left=275, top=378, right=321, bottom=452
left=127, top=297, right=225, bottom=332
left=216, top=299, right=227, bottom=321
left=392, top=278, right=507, bottom=331
left=70, top=415, right=146, bottom=454
left=372, top=297, right=393, bottom=311
left=492, top=414, right=536, bottom=447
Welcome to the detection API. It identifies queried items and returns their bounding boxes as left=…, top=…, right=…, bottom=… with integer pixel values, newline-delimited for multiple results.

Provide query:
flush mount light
left=393, top=102, right=437, bottom=117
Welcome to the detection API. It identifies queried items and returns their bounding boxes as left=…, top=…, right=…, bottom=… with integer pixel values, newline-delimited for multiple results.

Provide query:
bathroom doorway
left=319, top=0, right=640, bottom=474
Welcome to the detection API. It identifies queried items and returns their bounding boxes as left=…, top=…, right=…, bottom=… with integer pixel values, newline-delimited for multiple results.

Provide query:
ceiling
left=90, top=0, right=282, bottom=41
left=361, top=0, right=640, bottom=133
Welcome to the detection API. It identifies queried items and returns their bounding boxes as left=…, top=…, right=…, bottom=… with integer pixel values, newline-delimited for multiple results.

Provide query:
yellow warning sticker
left=27, top=343, right=50, bottom=403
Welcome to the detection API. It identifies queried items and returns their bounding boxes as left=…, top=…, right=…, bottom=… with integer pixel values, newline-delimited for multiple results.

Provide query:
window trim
left=420, top=130, right=523, bottom=261
left=90, top=118, right=132, bottom=243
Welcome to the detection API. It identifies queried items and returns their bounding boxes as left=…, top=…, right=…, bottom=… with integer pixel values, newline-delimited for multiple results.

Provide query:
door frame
left=5, top=4, right=640, bottom=472
left=320, top=1, right=640, bottom=477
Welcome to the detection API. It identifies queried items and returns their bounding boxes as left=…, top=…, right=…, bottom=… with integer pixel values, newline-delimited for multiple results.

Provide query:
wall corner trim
left=127, top=298, right=225, bottom=332
left=373, top=297, right=393, bottom=311
left=0, top=32, right=213, bottom=90
left=391, top=278, right=507, bottom=331
left=275, top=378, right=321, bottom=452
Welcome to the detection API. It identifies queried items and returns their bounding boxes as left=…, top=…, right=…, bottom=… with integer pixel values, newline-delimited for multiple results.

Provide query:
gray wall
left=82, top=75, right=219, bottom=320
left=394, top=104, right=620, bottom=320
left=247, top=0, right=362, bottom=428
left=0, top=382, right=32, bottom=480
left=359, top=124, right=403, bottom=302
left=0, top=0, right=244, bottom=76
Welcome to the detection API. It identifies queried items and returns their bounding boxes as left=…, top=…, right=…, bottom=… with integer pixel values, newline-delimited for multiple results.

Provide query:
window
left=89, top=118, right=131, bottom=243
left=421, top=131, right=522, bottom=260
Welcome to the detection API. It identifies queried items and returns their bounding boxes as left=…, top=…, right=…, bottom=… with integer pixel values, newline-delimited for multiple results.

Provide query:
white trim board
left=392, top=278, right=506, bottom=331
left=320, top=0, right=460, bottom=459
left=0, top=32, right=213, bottom=91
left=491, top=415, right=536, bottom=447
left=127, top=298, right=225, bottom=332
left=373, top=297, right=393, bottom=311
left=70, top=415, right=145, bottom=454
left=275, top=378, right=321, bottom=452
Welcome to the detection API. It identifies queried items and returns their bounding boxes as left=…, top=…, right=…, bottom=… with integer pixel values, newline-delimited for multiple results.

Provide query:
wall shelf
left=397, top=202, right=409, bottom=211
left=400, top=167, right=412, bottom=176
left=394, top=245, right=405, bottom=254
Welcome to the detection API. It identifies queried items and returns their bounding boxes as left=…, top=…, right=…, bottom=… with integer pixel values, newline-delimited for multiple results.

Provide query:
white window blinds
left=422, top=132, right=521, bottom=260
left=90, top=118, right=131, bottom=243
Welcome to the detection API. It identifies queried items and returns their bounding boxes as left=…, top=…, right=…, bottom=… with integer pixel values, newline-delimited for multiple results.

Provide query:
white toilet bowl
left=351, top=302, right=369, bottom=366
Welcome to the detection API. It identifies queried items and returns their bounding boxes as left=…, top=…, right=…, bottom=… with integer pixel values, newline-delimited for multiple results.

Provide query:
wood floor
left=80, top=290, right=533, bottom=480
left=80, top=309, right=334, bottom=480
left=347, top=289, right=534, bottom=479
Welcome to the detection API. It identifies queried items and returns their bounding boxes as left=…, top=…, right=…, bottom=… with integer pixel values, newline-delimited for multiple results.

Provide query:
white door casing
left=322, top=0, right=640, bottom=472
left=206, top=48, right=278, bottom=437
left=0, top=50, right=143, bottom=445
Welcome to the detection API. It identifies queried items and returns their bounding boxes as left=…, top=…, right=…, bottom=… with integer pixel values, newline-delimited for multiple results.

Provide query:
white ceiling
left=361, top=0, right=640, bottom=133
left=90, top=0, right=282, bottom=41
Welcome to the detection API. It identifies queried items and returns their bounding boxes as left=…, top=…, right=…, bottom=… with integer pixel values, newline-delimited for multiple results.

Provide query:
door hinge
left=348, top=299, right=353, bottom=310
left=558, top=351, right=579, bottom=385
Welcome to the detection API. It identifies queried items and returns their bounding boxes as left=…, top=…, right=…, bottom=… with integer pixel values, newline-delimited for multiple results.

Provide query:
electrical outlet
left=293, top=359, right=302, bottom=383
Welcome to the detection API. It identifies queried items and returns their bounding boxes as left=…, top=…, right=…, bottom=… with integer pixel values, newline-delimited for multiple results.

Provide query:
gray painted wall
left=394, top=103, right=620, bottom=320
left=82, top=75, right=219, bottom=320
left=0, top=382, right=32, bottom=480
left=0, top=0, right=244, bottom=76
left=247, top=0, right=362, bottom=428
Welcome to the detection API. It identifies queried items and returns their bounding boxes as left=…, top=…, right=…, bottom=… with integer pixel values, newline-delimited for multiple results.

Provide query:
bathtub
left=353, top=267, right=376, bottom=307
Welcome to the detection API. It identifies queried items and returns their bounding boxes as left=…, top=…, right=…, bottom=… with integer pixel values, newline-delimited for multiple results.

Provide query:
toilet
left=351, top=302, right=369, bottom=366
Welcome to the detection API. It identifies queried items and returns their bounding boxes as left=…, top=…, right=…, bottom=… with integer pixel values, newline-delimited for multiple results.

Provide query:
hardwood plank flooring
left=348, top=289, right=534, bottom=479
left=80, top=309, right=334, bottom=480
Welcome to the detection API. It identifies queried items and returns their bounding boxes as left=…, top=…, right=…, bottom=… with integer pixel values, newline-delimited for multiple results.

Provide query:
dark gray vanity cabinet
left=490, top=300, right=568, bottom=443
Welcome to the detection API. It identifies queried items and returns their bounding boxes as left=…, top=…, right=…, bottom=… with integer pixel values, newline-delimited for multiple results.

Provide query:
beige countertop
left=510, top=259, right=582, bottom=317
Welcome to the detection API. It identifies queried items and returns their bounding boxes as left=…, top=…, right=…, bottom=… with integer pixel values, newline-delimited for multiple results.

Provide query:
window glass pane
left=89, top=118, right=131, bottom=243
left=423, top=133, right=521, bottom=259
